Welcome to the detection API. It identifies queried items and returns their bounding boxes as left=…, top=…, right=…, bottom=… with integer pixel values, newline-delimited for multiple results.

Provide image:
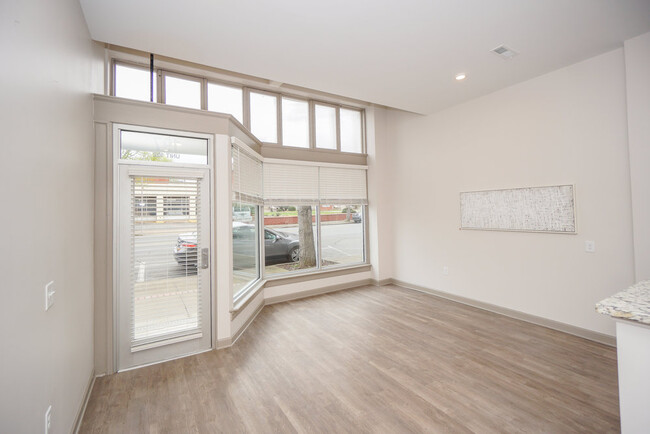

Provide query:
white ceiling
left=80, top=0, right=650, bottom=114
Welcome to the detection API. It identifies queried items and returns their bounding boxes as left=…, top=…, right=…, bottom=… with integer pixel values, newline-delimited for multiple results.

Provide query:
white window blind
left=319, top=167, right=368, bottom=204
left=263, top=163, right=319, bottom=205
left=131, top=176, right=202, bottom=345
left=232, top=143, right=263, bottom=205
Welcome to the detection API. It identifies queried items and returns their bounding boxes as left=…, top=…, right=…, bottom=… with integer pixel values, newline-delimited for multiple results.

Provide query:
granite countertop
left=596, top=280, right=650, bottom=325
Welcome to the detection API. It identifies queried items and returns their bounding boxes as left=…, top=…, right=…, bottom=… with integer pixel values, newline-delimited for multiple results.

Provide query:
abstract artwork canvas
left=460, top=185, right=576, bottom=233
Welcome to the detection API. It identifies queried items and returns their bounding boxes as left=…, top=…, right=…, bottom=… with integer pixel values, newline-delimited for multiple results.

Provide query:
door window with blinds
left=131, top=176, right=202, bottom=342
left=116, top=125, right=212, bottom=371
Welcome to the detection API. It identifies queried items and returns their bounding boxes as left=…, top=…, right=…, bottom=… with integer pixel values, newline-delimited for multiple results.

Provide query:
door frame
left=112, top=123, right=215, bottom=371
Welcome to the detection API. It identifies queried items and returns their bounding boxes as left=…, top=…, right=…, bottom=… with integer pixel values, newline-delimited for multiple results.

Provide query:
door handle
left=200, top=248, right=209, bottom=269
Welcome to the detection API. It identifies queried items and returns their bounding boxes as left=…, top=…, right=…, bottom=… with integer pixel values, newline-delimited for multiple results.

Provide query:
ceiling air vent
left=491, top=45, right=518, bottom=59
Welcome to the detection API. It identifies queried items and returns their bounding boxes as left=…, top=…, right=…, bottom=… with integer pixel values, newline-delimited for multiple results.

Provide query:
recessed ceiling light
left=455, top=73, right=466, bottom=81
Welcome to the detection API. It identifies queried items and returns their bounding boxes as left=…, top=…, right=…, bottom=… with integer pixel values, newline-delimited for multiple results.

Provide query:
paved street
left=131, top=220, right=365, bottom=334
left=277, top=221, right=364, bottom=266
left=134, top=221, right=365, bottom=280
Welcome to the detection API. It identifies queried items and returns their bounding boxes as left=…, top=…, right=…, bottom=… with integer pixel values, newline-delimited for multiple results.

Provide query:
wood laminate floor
left=80, top=285, right=620, bottom=433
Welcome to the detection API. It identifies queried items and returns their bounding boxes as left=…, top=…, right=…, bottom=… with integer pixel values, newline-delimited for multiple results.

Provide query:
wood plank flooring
left=80, top=285, right=620, bottom=433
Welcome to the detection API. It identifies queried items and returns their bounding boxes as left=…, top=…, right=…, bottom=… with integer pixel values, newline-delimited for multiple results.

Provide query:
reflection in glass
left=232, top=203, right=260, bottom=296
left=320, top=204, right=364, bottom=267
left=340, top=109, right=362, bottom=153
left=115, top=64, right=157, bottom=102
left=315, top=104, right=337, bottom=150
left=165, top=75, right=201, bottom=109
left=281, top=98, right=309, bottom=148
left=250, top=92, right=278, bottom=143
left=264, top=205, right=317, bottom=276
left=208, top=83, right=243, bottom=123
left=120, top=130, right=208, bottom=165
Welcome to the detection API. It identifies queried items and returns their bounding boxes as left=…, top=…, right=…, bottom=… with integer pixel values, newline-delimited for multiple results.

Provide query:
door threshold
left=118, top=347, right=213, bottom=373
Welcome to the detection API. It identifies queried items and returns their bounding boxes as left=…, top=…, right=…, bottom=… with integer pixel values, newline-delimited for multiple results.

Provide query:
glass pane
left=264, top=205, right=318, bottom=276
left=340, top=109, right=363, bottom=153
left=281, top=98, right=309, bottom=148
left=233, top=204, right=260, bottom=296
left=315, top=104, right=337, bottom=150
left=115, top=64, right=157, bottom=102
left=320, top=205, right=364, bottom=267
left=250, top=92, right=278, bottom=143
left=165, top=75, right=201, bottom=109
left=208, top=83, right=243, bottom=123
left=120, top=130, right=208, bottom=165
left=132, top=176, right=201, bottom=341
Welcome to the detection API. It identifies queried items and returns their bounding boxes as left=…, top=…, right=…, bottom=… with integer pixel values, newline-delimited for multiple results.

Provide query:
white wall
left=264, top=271, right=373, bottom=301
left=386, top=48, right=635, bottom=336
left=0, top=0, right=102, bottom=432
left=367, top=106, right=394, bottom=282
left=625, top=32, right=650, bottom=282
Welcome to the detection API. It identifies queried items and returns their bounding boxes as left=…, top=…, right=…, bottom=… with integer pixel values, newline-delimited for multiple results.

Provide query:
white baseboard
left=231, top=299, right=265, bottom=347
left=73, top=369, right=96, bottom=434
left=389, top=278, right=616, bottom=347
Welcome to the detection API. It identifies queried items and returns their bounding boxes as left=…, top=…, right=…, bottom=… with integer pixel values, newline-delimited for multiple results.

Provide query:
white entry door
left=117, top=165, right=211, bottom=370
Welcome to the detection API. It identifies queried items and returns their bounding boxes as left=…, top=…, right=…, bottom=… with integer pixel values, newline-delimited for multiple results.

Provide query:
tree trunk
left=298, top=206, right=317, bottom=268
left=346, top=207, right=351, bottom=222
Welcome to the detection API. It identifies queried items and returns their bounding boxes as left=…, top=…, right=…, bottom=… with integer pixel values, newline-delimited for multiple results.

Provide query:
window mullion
left=159, top=70, right=166, bottom=104
left=309, top=101, right=316, bottom=149
left=243, top=87, right=251, bottom=130
left=277, top=94, right=283, bottom=147
left=336, top=107, right=341, bottom=152
left=201, top=78, right=208, bottom=111
left=316, top=203, right=322, bottom=271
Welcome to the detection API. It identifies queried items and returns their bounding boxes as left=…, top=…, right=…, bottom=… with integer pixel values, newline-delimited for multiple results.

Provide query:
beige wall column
left=624, top=32, right=650, bottom=281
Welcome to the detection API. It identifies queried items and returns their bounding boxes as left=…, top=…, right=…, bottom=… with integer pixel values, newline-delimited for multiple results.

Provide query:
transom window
left=112, top=60, right=365, bottom=153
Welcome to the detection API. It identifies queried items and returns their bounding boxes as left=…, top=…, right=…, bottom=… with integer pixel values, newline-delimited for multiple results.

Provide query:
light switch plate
left=585, top=240, right=596, bottom=253
left=45, top=281, right=55, bottom=311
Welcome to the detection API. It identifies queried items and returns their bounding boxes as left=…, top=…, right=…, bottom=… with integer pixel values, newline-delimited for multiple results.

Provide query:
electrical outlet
left=45, top=405, right=52, bottom=434
left=443, top=266, right=449, bottom=275
left=45, top=281, right=55, bottom=311
left=585, top=240, right=596, bottom=253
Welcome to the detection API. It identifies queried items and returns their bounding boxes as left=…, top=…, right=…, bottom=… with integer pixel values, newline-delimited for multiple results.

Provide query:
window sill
left=264, top=263, right=371, bottom=287
left=231, top=279, right=265, bottom=318
left=230, top=264, right=372, bottom=317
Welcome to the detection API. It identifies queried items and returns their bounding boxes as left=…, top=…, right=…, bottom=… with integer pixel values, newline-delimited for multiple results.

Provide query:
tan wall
left=385, top=48, right=635, bottom=337
left=625, top=32, right=650, bottom=281
left=0, top=0, right=103, bottom=432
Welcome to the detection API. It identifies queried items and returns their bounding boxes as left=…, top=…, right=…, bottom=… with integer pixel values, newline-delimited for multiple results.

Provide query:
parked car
left=173, top=222, right=300, bottom=268
left=352, top=212, right=362, bottom=223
